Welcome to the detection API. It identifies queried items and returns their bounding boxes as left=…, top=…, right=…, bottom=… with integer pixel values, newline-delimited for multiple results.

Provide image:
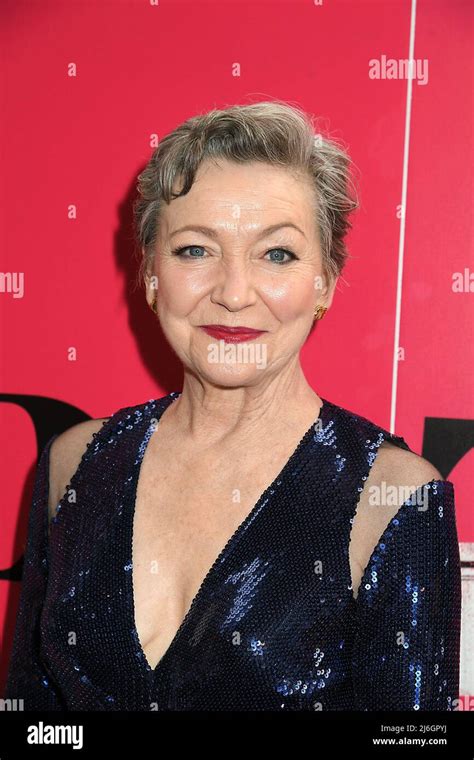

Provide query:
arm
left=351, top=478, right=462, bottom=710
left=4, top=434, right=64, bottom=710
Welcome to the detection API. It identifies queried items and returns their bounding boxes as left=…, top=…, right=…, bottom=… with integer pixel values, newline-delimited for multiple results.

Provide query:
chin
left=195, top=360, right=268, bottom=386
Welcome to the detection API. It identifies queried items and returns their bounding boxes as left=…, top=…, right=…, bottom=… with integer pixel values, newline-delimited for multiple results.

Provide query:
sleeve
left=351, top=479, right=462, bottom=711
left=3, top=433, right=65, bottom=710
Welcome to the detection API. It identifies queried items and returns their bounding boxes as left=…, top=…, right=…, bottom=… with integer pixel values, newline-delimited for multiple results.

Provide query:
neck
left=163, top=361, right=323, bottom=446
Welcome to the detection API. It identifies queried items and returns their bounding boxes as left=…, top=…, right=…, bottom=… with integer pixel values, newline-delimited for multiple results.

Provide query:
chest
left=131, top=440, right=294, bottom=670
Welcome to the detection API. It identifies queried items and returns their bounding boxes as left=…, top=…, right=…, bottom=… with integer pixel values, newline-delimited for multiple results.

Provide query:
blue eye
left=265, top=248, right=297, bottom=264
left=172, top=245, right=206, bottom=258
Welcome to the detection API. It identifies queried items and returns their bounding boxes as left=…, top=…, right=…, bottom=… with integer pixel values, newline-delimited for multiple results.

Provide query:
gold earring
left=149, top=293, right=158, bottom=315
left=313, top=305, right=327, bottom=320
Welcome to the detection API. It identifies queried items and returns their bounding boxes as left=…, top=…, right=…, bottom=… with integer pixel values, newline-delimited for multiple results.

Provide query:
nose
left=209, top=257, right=258, bottom=313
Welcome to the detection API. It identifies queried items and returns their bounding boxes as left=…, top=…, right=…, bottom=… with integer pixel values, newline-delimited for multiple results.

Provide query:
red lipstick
left=199, top=325, right=267, bottom=343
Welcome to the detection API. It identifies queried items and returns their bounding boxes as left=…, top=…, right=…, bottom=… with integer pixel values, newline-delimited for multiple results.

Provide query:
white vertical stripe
left=390, top=0, right=418, bottom=434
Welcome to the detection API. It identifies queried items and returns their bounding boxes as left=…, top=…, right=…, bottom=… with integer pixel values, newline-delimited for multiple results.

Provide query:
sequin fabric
left=4, top=392, right=461, bottom=711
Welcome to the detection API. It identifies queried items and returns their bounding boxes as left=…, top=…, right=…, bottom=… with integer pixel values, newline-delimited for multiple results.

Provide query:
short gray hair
left=133, top=100, right=359, bottom=289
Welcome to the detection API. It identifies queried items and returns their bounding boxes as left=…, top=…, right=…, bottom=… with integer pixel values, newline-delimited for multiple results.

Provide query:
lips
left=199, top=325, right=267, bottom=343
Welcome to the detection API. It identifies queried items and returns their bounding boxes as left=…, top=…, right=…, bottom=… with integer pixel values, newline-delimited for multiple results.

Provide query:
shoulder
left=349, top=439, right=445, bottom=599
left=48, top=417, right=110, bottom=523
left=330, top=398, right=443, bottom=484
left=375, top=439, right=443, bottom=485
left=46, top=395, right=162, bottom=524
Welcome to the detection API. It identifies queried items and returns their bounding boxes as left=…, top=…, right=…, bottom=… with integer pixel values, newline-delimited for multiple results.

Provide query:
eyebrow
left=169, top=222, right=307, bottom=241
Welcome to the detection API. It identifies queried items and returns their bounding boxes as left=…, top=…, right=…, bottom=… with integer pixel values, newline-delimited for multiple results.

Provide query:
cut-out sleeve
left=351, top=479, right=462, bottom=711
left=4, top=434, right=64, bottom=710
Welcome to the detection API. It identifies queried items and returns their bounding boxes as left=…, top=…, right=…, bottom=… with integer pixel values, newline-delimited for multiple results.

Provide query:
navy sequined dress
left=4, top=391, right=461, bottom=711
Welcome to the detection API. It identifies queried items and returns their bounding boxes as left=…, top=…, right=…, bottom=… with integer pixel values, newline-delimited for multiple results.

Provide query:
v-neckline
left=126, top=391, right=332, bottom=679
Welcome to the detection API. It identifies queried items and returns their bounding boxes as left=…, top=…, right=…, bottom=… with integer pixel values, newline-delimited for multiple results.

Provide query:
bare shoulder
left=349, top=439, right=444, bottom=599
left=374, top=439, right=443, bottom=486
left=48, top=418, right=110, bottom=524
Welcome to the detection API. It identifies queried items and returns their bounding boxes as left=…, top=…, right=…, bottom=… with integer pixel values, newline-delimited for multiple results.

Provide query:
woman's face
left=145, top=158, right=336, bottom=385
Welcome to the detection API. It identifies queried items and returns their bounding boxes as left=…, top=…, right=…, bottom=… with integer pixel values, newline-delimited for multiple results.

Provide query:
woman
left=5, top=101, right=461, bottom=711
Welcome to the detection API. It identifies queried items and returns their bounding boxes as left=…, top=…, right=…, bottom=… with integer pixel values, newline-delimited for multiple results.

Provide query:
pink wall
left=1, top=0, right=472, bottom=701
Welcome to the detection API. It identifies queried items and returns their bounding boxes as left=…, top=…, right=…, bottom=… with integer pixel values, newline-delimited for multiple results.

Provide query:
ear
left=145, top=275, right=155, bottom=309
left=316, top=273, right=338, bottom=308
left=144, top=270, right=159, bottom=306
left=323, top=274, right=339, bottom=309
left=142, top=248, right=157, bottom=295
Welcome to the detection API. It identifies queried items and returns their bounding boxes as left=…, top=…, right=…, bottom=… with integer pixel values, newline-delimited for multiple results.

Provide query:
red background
left=1, top=0, right=472, bottom=700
